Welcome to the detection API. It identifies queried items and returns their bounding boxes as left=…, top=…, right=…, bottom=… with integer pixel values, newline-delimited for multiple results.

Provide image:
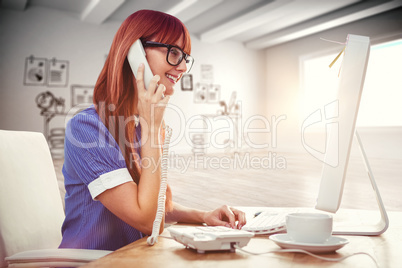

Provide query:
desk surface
left=83, top=208, right=402, bottom=268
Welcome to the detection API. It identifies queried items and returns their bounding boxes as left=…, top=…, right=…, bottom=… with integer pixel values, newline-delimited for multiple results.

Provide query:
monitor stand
left=332, top=131, right=389, bottom=236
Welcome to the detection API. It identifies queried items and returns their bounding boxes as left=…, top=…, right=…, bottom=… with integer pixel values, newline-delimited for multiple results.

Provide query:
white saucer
left=270, top=234, right=349, bottom=253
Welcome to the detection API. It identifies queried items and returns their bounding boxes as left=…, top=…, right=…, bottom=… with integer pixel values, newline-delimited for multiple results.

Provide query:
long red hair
left=93, top=10, right=191, bottom=209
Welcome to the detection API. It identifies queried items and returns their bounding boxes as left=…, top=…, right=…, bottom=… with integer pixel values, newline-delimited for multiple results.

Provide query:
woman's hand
left=203, top=205, right=247, bottom=229
left=136, top=63, right=170, bottom=137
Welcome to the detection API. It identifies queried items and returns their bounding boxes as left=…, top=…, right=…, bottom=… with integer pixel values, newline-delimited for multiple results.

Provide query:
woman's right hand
left=136, top=63, right=170, bottom=138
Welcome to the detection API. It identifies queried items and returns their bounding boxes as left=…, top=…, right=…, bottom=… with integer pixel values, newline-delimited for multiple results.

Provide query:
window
left=301, top=38, right=402, bottom=127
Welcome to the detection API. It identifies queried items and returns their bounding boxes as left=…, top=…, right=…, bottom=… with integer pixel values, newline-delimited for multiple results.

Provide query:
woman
left=59, top=10, right=246, bottom=251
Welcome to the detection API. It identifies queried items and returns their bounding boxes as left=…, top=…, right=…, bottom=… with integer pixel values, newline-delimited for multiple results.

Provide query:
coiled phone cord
left=147, top=125, right=172, bottom=246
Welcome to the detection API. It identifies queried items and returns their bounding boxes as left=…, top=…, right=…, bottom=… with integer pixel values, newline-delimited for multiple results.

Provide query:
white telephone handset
left=127, top=39, right=154, bottom=88
left=127, top=39, right=172, bottom=246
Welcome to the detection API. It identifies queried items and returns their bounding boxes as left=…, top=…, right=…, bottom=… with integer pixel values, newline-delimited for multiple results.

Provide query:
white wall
left=0, top=6, right=266, bottom=155
left=165, top=37, right=266, bottom=154
left=2, top=6, right=401, bottom=159
left=0, top=6, right=119, bottom=131
left=263, top=8, right=402, bottom=160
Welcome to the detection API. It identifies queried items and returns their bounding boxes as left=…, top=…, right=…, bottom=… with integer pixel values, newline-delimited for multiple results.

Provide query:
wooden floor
left=53, top=150, right=402, bottom=213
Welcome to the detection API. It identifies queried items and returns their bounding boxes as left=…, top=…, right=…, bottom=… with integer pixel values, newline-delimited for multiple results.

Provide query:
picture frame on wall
left=194, top=83, right=208, bottom=103
left=181, top=74, right=193, bottom=91
left=24, top=56, right=47, bottom=86
left=207, top=84, right=220, bottom=103
left=47, top=58, right=69, bottom=87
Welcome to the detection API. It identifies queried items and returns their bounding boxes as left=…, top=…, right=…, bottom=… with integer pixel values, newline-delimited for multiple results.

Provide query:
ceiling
left=2, top=0, right=401, bottom=49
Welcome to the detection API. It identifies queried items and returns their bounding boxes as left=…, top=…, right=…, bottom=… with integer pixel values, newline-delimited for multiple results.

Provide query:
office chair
left=0, top=130, right=112, bottom=267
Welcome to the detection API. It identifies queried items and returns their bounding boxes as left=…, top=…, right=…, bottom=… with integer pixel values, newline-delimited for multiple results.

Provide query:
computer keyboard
left=241, top=210, right=289, bottom=234
left=168, top=226, right=254, bottom=253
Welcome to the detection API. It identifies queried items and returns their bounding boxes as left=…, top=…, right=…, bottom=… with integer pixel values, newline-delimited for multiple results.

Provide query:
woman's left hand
left=203, top=205, right=246, bottom=229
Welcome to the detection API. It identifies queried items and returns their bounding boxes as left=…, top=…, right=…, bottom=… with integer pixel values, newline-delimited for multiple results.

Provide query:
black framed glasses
left=142, top=41, right=194, bottom=73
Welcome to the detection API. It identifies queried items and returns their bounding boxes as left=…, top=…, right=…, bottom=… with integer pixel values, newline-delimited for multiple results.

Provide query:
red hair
left=93, top=10, right=190, bottom=209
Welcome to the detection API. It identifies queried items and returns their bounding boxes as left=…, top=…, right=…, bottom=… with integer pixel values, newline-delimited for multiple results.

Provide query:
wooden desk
left=83, top=209, right=402, bottom=268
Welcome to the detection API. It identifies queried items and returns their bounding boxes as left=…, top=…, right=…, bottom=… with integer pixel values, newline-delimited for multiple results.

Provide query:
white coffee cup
left=286, top=213, right=333, bottom=244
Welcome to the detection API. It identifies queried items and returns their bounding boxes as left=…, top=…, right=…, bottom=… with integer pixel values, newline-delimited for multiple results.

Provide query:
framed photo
left=47, top=58, right=69, bottom=87
left=24, top=56, right=47, bottom=86
left=207, top=84, right=220, bottom=103
left=194, top=83, right=208, bottom=103
left=181, top=74, right=193, bottom=91
left=201, top=64, right=213, bottom=84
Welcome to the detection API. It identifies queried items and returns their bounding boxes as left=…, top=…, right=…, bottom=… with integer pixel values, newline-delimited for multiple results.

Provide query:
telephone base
left=168, top=226, right=254, bottom=253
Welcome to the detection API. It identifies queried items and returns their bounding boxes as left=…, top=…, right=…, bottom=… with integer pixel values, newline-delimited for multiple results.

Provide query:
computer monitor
left=315, top=34, right=389, bottom=235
